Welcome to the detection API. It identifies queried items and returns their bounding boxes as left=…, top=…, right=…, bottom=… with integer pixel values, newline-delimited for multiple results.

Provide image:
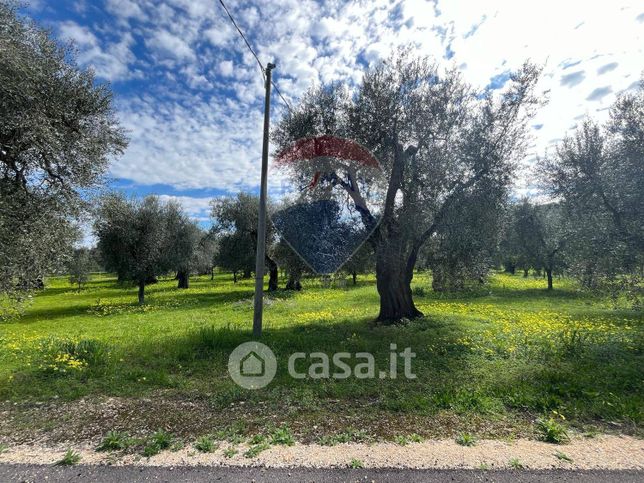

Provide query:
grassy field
left=0, top=272, right=641, bottom=444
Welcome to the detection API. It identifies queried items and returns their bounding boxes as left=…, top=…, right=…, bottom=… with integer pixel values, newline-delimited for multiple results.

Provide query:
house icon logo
left=228, top=341, right=277, bottom=389
left=240, top=351, right=265, bottom=377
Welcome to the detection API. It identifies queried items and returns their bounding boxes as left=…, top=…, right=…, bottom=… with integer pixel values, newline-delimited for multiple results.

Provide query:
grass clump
left=318, top=428, right=371, bottom=446
left=214, top=422, right=247, bottom=444
left=536, top=417, right=569, bottom=444
left=554, top=450, right=573, bottom=462
left=194, top=435, right=218, bottom=453
left=509, top=458, right=524, bottom=469
left=0, top=443, right=8, bottom=453
left=394, top=433, right=423, bottom=445
left=455, top=433, right=477, bottom=446
left=56, top=449, right=81, bottom=466
left=142, top=430, right=174, bottom=457
left=349, top=458, right=364, bottom=469
left=269, top=424, right=295, bottom=446
left=97, top=431, right=132, bottom=451
left=244, top=442, right=270, bottom=458
left=223, top=447, right=238, bottom=458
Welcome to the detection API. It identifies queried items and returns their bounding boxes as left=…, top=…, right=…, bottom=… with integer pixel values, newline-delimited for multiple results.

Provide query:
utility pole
left=253, top=63, right=275, bottom=338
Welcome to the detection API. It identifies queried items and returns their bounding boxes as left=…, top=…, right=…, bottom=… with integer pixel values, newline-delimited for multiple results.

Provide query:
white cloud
left=219, top=60, right=234, bottom=77
left=59, top=21, right=97, bottom=47
left=146, top=30, right=195, bottom=62
left=51, top=0, right=640, bottom=197
left=157, top=195, right=213, bottom=222
left=58, top=21, right=135, bottom=81
left=105, top=0, right=145, bottom=22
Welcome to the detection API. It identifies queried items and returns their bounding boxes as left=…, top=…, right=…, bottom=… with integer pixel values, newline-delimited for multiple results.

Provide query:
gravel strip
left=0, top=435, right=642, bottom=469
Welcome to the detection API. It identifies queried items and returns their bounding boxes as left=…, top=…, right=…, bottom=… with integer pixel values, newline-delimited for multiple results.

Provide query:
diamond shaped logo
left=271, top=136, right=386, bottom=274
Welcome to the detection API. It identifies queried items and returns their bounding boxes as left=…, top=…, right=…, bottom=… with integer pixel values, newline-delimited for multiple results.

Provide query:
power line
left=217, top=0, right=264, bottom=77
left=217, top=0, right=293, bottom=113
left=271, top=79, right=293, bottom=113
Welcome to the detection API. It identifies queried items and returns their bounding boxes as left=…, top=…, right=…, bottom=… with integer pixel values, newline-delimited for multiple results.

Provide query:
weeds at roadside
left=194, top=436, right=218, bottom=453
left=554, top=451, right=573, bottom=462
left=215, top=422, right=247, bottom=444
left=318, top=428, right=372, bottom=446
left=536, top=417, right=569, bottom=444
left=56, top=449, right=81, bottom=466
left=244, top=442, right=270, bottom=458
left=223, top=447, right=238, bottom=458
left=248, top=434, right=267, bottom=445
left=142, top=430, right=174, bottom=457
left=456, top=433, right=477, bottom=446
left=270, top=424, right=295, bottom=446
left=97, top=431, right=132, bottom=451
left=509, top=458, right=524, bottom=469
left=349, top=458, right=364, bottom=469
left=0, top=443, right=8, bottom=454
left=394, top=433, right=423, bottom=445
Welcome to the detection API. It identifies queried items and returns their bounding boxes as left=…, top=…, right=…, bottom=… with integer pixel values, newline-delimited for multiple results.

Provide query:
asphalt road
left=0, top=465, right=642, bottom=482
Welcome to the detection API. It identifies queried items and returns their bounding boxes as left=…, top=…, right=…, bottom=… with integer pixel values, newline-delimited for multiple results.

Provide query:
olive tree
left=211, top=193, right=279, bottom=290
left=275, top=50, right=541, bottom=321
left=95, top=194, right=172, bottom=304
left=164, top=202, right=201, bottom=289
left=68, top=247, right=94, bottom=291
left=0, top=2, right=126, bottom=310
left=541, top=81, right=644, bottom=279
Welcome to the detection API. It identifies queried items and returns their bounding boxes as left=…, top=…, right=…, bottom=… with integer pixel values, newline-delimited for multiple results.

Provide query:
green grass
left=535, top=417, right=569, bottom=444
left=97, top=431, right=132, bottom=452
left=0, top=271, right=641, bottom=441
left=554, top=450, right=573, bottom=462
left=455, top=433, right=477, bottom=446
left=142, top=430, right=174, bottom=457
left=194, top=435, right=218, bottom=453
left=56, top=449, right=81, bottom=466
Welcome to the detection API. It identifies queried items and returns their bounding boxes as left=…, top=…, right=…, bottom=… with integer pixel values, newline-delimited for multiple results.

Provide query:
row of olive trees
left=211, top=193, right=374, bottom=290
left=94, top=194, right=216, bottom=304
left=498, top=79, right=643, bottom=294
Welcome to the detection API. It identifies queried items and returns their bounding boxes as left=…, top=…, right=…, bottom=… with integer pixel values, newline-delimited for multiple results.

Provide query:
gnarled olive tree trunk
left=266, top=255, right=278, bottom=291
left=375, top=233, right=422, bottom=321
left=177, top=270, right=189, bottom=289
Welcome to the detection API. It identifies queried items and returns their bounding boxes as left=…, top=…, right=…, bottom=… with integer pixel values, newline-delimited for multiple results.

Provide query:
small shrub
left=509, top=458, right=524, bottom=469
left=194, top=436, right=217, bottom=453
left=270, top=424, right=295, bottom=446
left=349, top=458, right=364, bottom=469
left=56, top=449, right=81, bottom=466
left=456, top=433, right=476, bottom=446
left=536, top=418, right=569, bottom=444
left=97, top=431, right=132, bottom=451
left=244, top=442, right=270, bottom=458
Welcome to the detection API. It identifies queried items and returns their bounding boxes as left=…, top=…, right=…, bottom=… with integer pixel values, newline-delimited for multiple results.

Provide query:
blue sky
left=25, top=0, right=643, bottom=224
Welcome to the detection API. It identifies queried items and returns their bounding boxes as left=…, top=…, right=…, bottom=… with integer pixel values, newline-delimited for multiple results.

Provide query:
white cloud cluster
left=50, top=0, right=642, bottom=210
